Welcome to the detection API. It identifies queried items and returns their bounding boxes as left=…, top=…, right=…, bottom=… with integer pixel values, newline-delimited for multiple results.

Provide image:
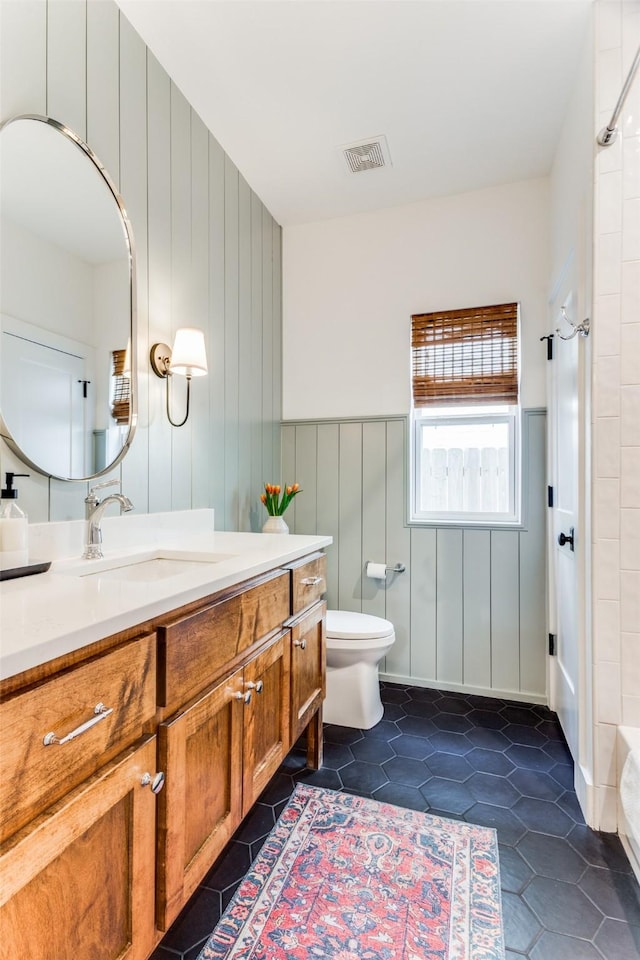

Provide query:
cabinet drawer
left=289, top=553, right=326, bottom=615
left=0, top=634, right=156, bottom=845
left=158, top=570, right=290, bottom=712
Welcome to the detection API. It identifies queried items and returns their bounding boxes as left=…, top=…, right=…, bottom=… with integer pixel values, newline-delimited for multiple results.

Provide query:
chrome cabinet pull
left=43, top=703, right=113, bottom=746
left=141, top=771, right=165, bottom=794
left=234, top=690, right=252, bottom=704
left=246, top=680, right=263, bottom=694
left=300, top=576, right=322, bottom=586
left=293, top=638, right=307, bottom=650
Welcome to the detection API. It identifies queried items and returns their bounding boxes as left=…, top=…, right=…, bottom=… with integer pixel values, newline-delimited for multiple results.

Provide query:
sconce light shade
left=170, top=327, right=208, bottom=377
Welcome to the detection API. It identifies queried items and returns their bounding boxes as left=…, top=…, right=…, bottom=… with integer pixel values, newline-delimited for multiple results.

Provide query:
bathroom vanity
left=0, top=519, right=329, bottom=960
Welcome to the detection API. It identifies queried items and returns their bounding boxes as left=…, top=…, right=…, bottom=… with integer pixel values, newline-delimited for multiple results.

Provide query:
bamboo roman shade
left=110, top=348, right=130, bottom=425
left=411, top=302, right=519, bottom=407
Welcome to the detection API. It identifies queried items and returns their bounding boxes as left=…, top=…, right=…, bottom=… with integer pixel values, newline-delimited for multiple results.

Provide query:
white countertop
left=0, top=510, right=331, bottom=681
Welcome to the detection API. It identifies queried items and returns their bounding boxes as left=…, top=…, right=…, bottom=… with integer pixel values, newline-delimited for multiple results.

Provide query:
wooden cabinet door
left=0, top=736, right=158, bottom=960
left=290, top=601, right=326, bottom=763
left=156, top=671, right=245, bottom=931
left=242, top=631, right=291, bottom=816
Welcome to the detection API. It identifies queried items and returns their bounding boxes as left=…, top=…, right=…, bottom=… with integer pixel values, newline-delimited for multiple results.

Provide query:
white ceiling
left=116, top=0, right=593, bottom=226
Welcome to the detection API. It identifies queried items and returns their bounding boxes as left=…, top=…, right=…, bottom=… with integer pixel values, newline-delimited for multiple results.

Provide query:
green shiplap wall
left=282, top=410, right=547, bottom=702
left=0, top=0, right=282, bottom=529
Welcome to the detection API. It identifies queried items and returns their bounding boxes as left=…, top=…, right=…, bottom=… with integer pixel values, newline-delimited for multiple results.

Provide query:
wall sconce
left=150, top=327, right=208, bottom=427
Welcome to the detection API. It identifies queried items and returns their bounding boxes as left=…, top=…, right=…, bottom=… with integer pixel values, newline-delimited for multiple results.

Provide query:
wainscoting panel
left=463, top=530, right=492, bottom=690
left=282, top=410, right=547, bottom=702
left=338, top=422, right=363, bottom=612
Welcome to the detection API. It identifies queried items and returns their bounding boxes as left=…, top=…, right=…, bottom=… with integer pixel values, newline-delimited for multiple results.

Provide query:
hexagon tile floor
left=151, top=683, right=640, bottom=960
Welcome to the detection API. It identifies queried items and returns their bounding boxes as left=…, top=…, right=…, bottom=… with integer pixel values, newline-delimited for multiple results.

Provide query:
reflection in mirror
left=0, top=115, right=136, bottom=480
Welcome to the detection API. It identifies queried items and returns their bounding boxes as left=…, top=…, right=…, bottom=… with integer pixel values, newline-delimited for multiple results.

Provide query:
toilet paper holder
left=367, top=561, right=406, bottom=574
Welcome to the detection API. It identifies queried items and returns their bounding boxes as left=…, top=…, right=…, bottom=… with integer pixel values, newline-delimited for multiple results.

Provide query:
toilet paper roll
left=366, top=562, right=387, bottom=581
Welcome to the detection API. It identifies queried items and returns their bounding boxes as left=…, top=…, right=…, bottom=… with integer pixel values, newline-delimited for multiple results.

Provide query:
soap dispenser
left=0, top=472, right=30, bottom=568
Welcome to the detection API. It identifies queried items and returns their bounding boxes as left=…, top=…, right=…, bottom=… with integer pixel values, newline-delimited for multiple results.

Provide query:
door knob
left=558, top=528, right=575, bottom=551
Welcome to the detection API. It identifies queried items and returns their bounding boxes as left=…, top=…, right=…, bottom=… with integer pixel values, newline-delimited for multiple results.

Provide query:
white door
left=549, top=283, right=580, bottom=763
left=1, top=331, right=88, bottom=477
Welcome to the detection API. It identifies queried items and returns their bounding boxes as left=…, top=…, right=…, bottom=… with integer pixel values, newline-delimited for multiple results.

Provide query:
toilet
left=324, top=610, right=396, bottom=730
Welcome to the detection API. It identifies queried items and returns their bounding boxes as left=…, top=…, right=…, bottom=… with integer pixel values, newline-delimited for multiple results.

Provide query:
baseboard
left=575, top=761, right=597, bottom=829
left=379, top=672, right=547, bottom=706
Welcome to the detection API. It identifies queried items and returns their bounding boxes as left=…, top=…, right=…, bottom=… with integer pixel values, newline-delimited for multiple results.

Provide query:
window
left=410, top=302, right=521, bottom=524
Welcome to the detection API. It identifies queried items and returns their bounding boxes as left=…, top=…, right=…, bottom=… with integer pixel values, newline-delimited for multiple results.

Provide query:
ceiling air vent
left=341, top=136, right=391, bottom=174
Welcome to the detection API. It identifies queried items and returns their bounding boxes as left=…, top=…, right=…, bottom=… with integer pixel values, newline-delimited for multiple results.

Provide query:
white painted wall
left=283, top=177, right=550, bottom=420
left=1, top=217, right=93, bottom=339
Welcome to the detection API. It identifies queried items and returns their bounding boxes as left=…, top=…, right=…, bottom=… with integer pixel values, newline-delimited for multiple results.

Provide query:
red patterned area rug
left=198, top=783, right=505, bottom=960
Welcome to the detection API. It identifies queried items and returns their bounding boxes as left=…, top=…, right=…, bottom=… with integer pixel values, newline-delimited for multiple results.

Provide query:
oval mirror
left=0, top=115, right=136, bottom=481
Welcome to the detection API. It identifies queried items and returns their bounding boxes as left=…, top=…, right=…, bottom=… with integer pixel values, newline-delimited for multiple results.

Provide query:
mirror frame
left=0, top=114, right=137, bottom=481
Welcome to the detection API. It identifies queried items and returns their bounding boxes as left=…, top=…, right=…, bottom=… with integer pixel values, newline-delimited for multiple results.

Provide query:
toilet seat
left=326, top=610, right=394, bottom=641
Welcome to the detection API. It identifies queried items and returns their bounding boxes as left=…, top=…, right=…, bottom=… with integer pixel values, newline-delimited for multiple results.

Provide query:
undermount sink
left=55, top=550, right=235, bottom=582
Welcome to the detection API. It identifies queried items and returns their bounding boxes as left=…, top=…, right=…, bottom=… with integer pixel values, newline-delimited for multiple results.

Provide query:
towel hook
left=556, top=305, right=590, bottom=341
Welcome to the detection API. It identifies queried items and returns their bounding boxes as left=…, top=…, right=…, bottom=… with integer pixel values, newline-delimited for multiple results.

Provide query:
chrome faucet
left=83, top=493, right=134, bottom=560
left=84, top=478, right=119, bottom=520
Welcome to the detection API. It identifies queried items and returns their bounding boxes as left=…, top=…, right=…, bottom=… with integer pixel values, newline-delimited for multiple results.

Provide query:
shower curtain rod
left=597, top=44, right=640, bottom=146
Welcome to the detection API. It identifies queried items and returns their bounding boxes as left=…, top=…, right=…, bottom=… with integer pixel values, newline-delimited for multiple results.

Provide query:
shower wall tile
left=597, top=784, right=618, bottom=832
left=598, top=170, right=623, bottom=232
left=597, top=231, right=622, bottom=293
left=620, top=325, right=640, bottom=385
left=595, top=478, right=621, bottom=540
left=622, top=2, right=640, bottom=68
left=594, top=356, right=621, bottom=416
left=593, top=0, right=640, bottom=836
left=594, top=294, right=621, bottom=356
left=622, top=136, right=640, bottom=198
left=623, top=74, right=640, bottom=137
left=622, top=197, right=640, bottom=259
left=594, top=415, right=621, bottom=477
left=597, top=660, right=622, bottom=724
left=621, top=261, right=640, bottom=322
left=597, top=47, right=622, bottom=113
left=621, top=386, right=640, bottom=445
left=596, top=721, right=617, bottom=787
left=621, top=633, right=640, bottom=694
left=597, top=0, right=621, bottom=51
left=622, top=694, right=640, bottom=726
left=620, top=509, right=640, bottom=569
left=620, top=571, right=640, bottom=633
left=594, top=599, right=621, bottom=661
left=594, top=539, right=620, bottom=602
left=621, top=446, right=640, bottom=505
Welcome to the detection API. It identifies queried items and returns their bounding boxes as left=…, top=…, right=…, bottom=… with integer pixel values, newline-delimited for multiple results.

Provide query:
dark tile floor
left=151, top=683, right=640, bottom=960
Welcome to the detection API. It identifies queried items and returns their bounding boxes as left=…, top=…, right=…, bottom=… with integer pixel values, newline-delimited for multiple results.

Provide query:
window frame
left=409, top=407, right=522, bottom=528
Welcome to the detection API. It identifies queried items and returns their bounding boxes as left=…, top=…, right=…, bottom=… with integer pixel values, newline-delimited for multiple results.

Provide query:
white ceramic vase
left=262, top=515, right=289, bottom=534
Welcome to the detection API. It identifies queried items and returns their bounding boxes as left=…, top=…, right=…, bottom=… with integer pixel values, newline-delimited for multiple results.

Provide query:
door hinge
left=548, top=486, right=554, bottom=508
left=540, top=334, right=554, bottom=360
left=549, top=633, right=557, bottom=656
